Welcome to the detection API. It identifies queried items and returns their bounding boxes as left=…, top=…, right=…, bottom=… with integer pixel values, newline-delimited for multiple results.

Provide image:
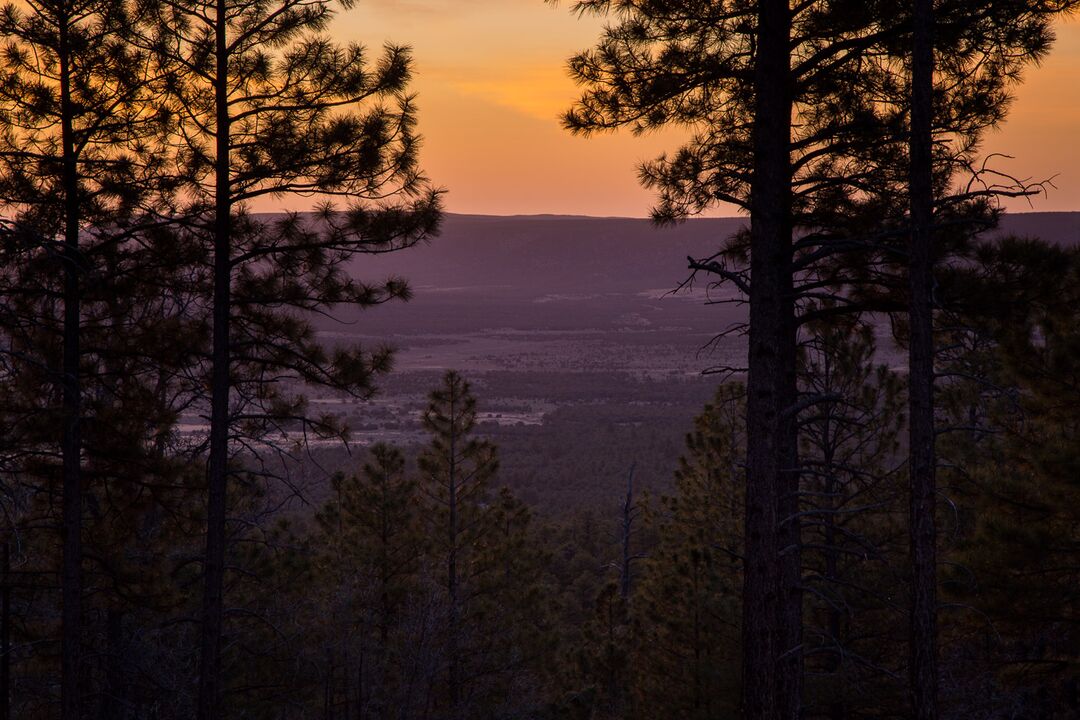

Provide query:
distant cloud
left=446, top=65, right=574, bottom=121
left=363, top=0, right=533, bottom=17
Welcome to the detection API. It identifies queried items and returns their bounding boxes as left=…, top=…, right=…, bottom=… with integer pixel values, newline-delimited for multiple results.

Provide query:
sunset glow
left=321, top=2, right=1080, bottom=217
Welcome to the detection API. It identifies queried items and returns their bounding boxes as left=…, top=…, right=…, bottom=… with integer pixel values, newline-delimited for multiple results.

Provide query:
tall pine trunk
left=908, top=0, right=938, bottom=717
left=743, top=1, right=797, bottom=718
left=59, top=12, right=83, bottom=720
left=198, top=0, right=232, bottom=716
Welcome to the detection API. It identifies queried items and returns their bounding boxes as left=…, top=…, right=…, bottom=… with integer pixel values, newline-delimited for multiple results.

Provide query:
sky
left=317, top=2, right=1080, bottom=218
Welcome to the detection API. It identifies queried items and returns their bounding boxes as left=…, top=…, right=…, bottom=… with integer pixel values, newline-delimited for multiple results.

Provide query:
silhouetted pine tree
left=557, top=3, right=1077, bottom=716
left=566, top=581, right=633, bottom=720
left=633, top=383, right=745, bottom=720
left=0, top=1, right=180, bottom=714
left=132, top=0, right=442, bottom=715
left=417, top=371, right=498, bottom=719
left=417, top=370, right=548, bottom=720
left=935, top=237, right=1080, bottom=718
left=797, top=320, right=907, bottom=718
left=313, top=443, right=425, bottom=720
left=907, top=3, right=939, bottom=716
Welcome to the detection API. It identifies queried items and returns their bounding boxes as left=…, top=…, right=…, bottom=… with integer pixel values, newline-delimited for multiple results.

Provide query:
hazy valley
left=300, top=211, right=1080, bottom=511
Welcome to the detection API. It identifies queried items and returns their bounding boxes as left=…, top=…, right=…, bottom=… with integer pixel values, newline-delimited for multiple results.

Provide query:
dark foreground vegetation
left=0, top=0, right=1078, bottom=718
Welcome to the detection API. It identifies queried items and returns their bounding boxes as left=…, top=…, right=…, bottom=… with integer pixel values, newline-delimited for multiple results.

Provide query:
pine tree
left=476, top=487, right=554, bottom=716
left=897, top=7, right=1078, bottom=717
left=633, top=383, right=745, bottom=720
left=417, top=371, right=497, bottom=720
left=416, top=371, right=549, bottom=720
left=132, top=0, right=442, bottom=715
left=797, top=320, right=908, bottom=718
left=313, top=443, right=425, bottom=719
left=907, top=3, right=938, bottom=716
left=557, top=3, right=1076, bottom=715
left=0, top=219, right=214, bottom=716
left=937, top=237, right=1080, bottom=718
left=0, top=2, right=177, bottom=714
left=565, top=581, right=633, bottom=720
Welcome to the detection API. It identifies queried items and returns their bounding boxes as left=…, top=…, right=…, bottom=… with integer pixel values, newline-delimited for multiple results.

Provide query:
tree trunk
left=743, top=1, right=797, bottom=719
left=908, top=0, right=939, bottom=718
left=59, top=13, right=84, bottom=720
left=197, top=0, right=232, bottom=717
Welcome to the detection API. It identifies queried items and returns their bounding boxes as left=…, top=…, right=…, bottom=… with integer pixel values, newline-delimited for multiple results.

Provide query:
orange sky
left=317, top=2, right=1080, bottom=218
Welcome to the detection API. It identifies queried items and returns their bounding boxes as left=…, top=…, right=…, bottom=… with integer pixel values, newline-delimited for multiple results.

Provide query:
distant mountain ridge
left=359, top=214, right=744, bottom=296
left=349, top=211, right=1080, bottom=297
